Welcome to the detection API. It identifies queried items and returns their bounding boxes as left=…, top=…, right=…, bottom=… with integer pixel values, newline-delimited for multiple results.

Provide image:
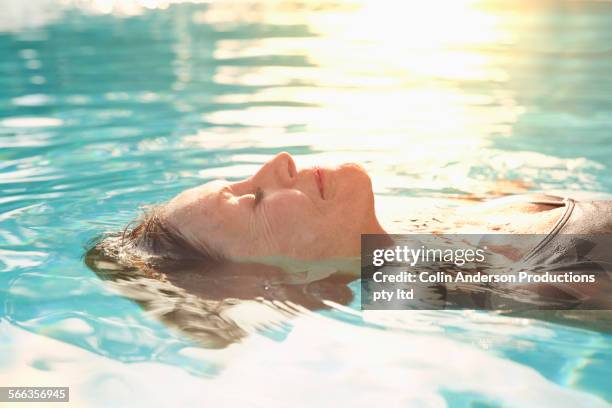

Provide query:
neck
left=360, top=217, right=394, bottom=255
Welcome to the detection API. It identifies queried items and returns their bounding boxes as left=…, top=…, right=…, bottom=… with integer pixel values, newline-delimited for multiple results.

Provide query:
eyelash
left=253, top=187, right=264, bottom=207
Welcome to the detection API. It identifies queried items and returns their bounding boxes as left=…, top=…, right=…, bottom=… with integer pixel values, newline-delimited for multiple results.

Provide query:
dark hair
left=84, top=205, right=245, bottom=348
left=85, top=205, right=221, bottom=275
left=83, top=205, right=354, bottom=348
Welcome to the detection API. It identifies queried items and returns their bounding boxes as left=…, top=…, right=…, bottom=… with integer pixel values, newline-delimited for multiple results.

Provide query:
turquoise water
left=1, top=1, right=611, bottom=407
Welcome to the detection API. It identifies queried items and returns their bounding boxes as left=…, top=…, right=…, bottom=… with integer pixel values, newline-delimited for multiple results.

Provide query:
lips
left=314, top=167, right=324, bottom=199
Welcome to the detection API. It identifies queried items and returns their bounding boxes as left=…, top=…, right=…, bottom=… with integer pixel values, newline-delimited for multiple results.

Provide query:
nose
left=252, top=152, right=296, bottom=188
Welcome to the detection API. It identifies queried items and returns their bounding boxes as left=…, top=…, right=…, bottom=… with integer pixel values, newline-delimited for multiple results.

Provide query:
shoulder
left=452, top=194, right=566, bottom=234
left=471, top=194, right=565, bottom=215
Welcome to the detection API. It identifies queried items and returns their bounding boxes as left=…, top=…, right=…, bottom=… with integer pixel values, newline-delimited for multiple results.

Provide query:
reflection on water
left=87, top=245, right=355, bottom=348
left=1, top=0, right=612, bottom=406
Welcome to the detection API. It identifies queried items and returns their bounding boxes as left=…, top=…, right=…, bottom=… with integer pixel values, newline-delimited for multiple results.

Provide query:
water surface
left=1, top=1, right=611, bottom=406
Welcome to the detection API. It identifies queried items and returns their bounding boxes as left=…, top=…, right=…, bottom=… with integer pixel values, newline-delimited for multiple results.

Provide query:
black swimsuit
left=521, top=194, right=612, bottom=262
left=509, top=194, right=612, bottom=308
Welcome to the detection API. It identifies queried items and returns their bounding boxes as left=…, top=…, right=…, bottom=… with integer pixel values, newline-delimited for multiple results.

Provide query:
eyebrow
left=216, top=184, right=233, bottom=202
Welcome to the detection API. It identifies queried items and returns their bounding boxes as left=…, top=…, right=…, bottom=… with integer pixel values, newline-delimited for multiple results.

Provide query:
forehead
left=164, top=180, right=244, bottom=245
left=167, top=180, right=226, bottom=213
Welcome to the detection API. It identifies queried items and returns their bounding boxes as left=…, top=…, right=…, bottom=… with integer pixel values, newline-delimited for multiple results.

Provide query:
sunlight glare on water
left=1, top=0, right=611, bottom=406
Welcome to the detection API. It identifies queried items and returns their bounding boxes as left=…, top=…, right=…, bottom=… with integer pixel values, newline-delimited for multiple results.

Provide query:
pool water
left=1, top=1, right=611, bottom=407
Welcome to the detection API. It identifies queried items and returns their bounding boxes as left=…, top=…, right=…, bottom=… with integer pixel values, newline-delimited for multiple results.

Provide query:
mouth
left=314, top=167, right=325, bottom=199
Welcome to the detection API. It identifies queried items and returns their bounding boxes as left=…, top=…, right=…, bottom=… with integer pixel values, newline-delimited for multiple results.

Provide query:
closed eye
left=253, top=187, right=264, bottom=208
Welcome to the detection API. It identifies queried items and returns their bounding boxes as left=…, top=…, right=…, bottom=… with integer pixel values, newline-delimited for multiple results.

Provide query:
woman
left=86, top=152, right=612, bottom=338
left=90, top=151, right=612, bottom=263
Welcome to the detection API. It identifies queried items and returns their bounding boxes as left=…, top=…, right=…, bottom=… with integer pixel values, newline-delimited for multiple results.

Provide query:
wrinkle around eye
left=253, top=203, right=279, bottom=254
left=249, top=200, right=277, bottom=255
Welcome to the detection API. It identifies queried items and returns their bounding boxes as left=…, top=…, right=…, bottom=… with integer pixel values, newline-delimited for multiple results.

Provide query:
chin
left=338, top=162, right=372, bottom=189
left=333, top=161, right=375, bottom=213
left=339, top=162, right=368, bottom=174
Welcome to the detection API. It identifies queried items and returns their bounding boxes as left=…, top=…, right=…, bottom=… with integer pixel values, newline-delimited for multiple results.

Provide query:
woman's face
left=163, top=152, right=383, bottom=261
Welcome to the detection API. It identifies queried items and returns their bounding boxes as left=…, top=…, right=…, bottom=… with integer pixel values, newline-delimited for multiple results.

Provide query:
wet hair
left=85, top=205, right=221, bottom=276
left=83, top=205, right=355, bottom=348
left=84, top=205, right=245, bottom=348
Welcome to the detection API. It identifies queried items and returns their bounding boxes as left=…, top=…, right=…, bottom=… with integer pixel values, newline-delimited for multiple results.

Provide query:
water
left=1, top=1, right=611, bottom=407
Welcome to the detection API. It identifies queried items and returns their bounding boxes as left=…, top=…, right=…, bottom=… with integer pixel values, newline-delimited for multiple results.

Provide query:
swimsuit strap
left=522, top=197, right=576, bottom=263
left=524, top=193, right=566, bottom=207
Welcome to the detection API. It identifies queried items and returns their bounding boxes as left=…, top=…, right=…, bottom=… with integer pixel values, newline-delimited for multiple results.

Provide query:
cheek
left=329, top=184, right=374, bottom=231
left=335, top=165, right=372, bottom=201
left=263, top=194, right=330, bottom=247
left=265, top=193, right=318, bottom=228
left=336, top=189, right=372, bottom=217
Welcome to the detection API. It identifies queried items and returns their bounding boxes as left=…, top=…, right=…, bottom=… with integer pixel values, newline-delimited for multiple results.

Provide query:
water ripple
left=1, top=1, right=612, bottom=406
